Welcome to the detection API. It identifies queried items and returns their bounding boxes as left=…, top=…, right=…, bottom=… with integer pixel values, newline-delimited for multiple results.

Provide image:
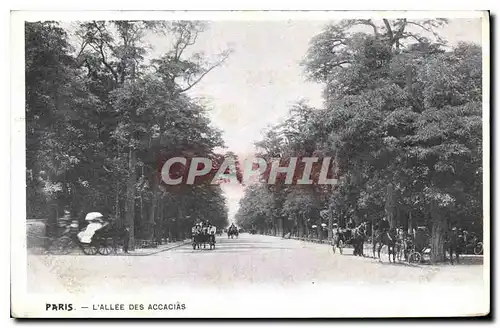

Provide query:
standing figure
left=123, top=226, right=131, bottom=254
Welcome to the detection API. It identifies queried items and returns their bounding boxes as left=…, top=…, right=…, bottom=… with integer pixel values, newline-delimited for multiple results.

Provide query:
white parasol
left=85, top=212, right=104, bottom=221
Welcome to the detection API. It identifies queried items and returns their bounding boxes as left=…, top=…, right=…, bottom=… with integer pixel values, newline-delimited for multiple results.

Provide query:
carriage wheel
left=474, top=242, right=483, bottom=255
left=82, top=243, right=98, bottom=255
left=98, top=242, right=113, bottom=255
left=408, top=252, right=421, bottom=264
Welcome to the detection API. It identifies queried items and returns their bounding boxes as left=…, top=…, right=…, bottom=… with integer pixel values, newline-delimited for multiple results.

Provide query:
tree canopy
left=26, top=21, right=232, bottom=247
left=235, top=19, right=482, bottom=262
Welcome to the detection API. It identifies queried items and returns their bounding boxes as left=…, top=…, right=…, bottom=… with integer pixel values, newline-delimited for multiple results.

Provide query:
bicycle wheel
left=474, top=242, right=483, bottom=255
left=408, top=252, right=422, bottom=264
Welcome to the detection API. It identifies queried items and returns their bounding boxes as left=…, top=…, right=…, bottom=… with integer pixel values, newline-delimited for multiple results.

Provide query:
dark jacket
left=379, top=219, right=390, bottom=231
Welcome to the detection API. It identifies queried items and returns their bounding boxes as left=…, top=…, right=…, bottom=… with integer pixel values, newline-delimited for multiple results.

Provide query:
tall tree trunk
left=278, top=217, right=284, bottom=237
left=328, top=204, right=334, bottom=241
left=125, top=147, right=137, bottom=250
left=385, top=183, right=396, bottom=229
left=147, top=185, right=159, bottom=241
left=408, top=211, right=413, bottom=235
left=298, top=215, right=304, bottom=238
left=304, top=215, right=310, bottom=237
left=430, top=199, right=446, bottom=263
left=176, top=205, right=183, bottom=241
left=406, top=65, right=413, bottom=95
left=157, top=196, right=164, bottom=241
left=115, top=181, right=120, bottom=219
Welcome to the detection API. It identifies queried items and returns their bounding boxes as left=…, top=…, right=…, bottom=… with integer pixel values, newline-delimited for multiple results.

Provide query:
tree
left=73, top=20, right=231, bottom=248
left=301, top=19, right=481, bottom=262
left=238, top=19, right=482, bottom=263
left=26, top=21, right=232, bottom=249
left=26, top=22, right=104, bottom=233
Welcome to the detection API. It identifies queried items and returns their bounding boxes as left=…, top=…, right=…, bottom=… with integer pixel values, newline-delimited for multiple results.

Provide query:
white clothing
left=77, top=222, right=104, bottom=243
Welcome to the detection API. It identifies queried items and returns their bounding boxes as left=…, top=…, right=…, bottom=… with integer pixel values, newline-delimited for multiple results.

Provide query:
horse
left=393, top=228, right=407, bottom=261
left=228, top=226, right=239, bottom=239
left=351, top=222, right=367, bottom=257
left=373, top=228, right=398, bottom=262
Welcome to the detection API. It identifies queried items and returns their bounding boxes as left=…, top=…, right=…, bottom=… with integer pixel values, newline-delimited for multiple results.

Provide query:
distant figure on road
left=123, top=227, right=130, bottom=254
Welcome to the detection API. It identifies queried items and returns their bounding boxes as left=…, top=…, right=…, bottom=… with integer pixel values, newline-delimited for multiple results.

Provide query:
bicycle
left=27, top=232, right=75, bottom=255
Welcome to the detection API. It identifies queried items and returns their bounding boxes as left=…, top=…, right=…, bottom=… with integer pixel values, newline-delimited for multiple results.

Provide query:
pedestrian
left=123, top=226, right=130, bottom=254
left=69, top=219, right=79, bottom=243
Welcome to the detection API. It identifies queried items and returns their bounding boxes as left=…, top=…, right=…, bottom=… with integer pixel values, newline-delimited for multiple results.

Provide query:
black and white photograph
left=10, top=10, right=489, bottom=318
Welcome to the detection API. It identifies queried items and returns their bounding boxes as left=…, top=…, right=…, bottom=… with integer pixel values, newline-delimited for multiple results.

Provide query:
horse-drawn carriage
left=27, top=224, right=75, bottom=255
left=228, top=225, right=239, bottom=239
left=331, top=227, right=349, bottom=254
left=27, top=212, right=121, bottom=255
left=459, top=231, right=483, bottom=255
left=404, top=226, right=431, bottom=264
left=77, top=212, right=122, bottom=255
left=331, top=223, right=367, bottom=256
left=192, top=224, right=216, bottom=250
left=79, top=224, right=119, bottom=255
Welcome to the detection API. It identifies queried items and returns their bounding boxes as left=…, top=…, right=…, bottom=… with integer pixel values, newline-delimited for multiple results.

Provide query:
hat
left=85, top=212, right=104, bottom=221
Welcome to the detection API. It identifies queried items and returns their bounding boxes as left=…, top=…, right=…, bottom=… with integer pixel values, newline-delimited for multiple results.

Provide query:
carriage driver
left=193, top=222, right=202, bottom=234
left=204, top=220, right=212, bottom=232
left=378, top=217, right=390, bottom=237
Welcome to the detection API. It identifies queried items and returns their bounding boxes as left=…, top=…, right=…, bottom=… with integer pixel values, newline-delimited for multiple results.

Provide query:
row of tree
left=235, top=19, right=483, bottom=262
left=26, top=21, right=231, bottom=248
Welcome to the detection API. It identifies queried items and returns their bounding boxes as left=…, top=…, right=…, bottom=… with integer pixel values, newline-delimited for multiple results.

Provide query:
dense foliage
left=26, top=21, right=231, bottom=247
left=235, top=19, right=482, bottom=262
